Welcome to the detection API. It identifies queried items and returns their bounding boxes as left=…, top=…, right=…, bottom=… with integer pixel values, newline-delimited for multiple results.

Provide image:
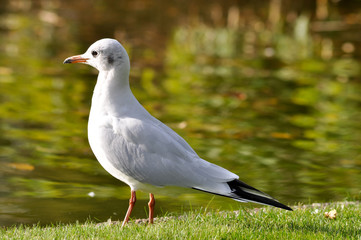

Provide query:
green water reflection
left=0, top=0, right=360, bottom=226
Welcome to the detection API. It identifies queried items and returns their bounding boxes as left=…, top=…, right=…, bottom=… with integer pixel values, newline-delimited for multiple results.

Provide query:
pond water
left=0, top=1, right=360, bottom=226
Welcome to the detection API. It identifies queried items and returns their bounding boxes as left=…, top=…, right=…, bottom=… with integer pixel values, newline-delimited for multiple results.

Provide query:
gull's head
left=64, top=38, right=130, bottom=72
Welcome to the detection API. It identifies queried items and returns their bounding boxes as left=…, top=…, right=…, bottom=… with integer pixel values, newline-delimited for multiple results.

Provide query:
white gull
left=64, top=38, right=292, bottom=226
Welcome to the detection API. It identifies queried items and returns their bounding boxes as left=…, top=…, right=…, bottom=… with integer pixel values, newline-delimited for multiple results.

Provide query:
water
left=0, top=0, right=360, bottom=226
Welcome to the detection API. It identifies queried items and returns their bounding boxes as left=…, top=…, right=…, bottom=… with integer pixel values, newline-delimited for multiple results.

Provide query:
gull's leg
left=148, top=193, right=155, bottom=224
left=122, top=190, right=136, bottom=227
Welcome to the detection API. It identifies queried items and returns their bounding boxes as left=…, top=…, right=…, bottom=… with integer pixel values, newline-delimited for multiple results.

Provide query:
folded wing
left=98, top=116, right=238, bottom=194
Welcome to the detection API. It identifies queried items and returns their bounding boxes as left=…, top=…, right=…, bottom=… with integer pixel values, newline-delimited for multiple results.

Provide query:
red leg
left=122, top=190, right=136, bottom=227
left=148, top=193, right=155, bottom=224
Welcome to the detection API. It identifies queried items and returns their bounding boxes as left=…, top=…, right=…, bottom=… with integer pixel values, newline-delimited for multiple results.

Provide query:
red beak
left=63, top=55, right=89, bottom=64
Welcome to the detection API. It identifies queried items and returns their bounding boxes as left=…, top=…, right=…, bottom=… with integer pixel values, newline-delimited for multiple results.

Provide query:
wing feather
left=97, top=116, right=238, bottom=189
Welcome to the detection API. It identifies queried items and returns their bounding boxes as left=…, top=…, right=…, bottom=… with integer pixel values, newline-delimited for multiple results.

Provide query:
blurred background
left=0, top=0, right=360, bottom=227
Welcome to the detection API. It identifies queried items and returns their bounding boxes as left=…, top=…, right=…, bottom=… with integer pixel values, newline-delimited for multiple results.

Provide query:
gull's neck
left=90, top=67, right=148, bottom=118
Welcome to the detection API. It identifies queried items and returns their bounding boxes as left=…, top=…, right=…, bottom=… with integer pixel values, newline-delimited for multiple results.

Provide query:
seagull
left=64, top=38, right=292, bottom=226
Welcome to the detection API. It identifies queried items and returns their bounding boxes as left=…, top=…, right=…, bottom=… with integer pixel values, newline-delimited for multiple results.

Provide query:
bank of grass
left=1, top=201, right=360, bottom=240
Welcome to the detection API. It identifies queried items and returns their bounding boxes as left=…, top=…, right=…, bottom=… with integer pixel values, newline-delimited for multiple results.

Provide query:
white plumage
left=64, top=38, right=292, bottom=226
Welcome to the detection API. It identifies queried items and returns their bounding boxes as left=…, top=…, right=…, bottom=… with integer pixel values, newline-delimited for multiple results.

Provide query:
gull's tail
left=193, top=179, right=292, bottom=211
left=227, top=179, right=292, bottom=210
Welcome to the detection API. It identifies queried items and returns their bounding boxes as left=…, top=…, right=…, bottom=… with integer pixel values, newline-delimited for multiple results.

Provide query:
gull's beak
left=63, top=55, right=89, bottom=64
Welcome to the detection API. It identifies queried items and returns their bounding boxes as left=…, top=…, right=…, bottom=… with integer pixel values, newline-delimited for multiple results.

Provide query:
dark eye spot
left=107, top=55, right=114, bottom=64
left=92, top=51, right=98, bottom=57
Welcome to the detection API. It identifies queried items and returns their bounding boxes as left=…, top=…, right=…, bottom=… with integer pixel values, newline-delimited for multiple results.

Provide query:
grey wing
left=98, top=116, right=238, bottom=191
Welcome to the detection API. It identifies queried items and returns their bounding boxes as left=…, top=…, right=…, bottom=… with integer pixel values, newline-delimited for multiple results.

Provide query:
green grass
left=1, top=202, right=360, bottom=240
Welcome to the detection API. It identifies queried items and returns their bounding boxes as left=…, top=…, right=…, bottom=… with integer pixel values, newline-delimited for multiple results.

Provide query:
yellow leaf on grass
left=324, top=209, right=337, bottom=219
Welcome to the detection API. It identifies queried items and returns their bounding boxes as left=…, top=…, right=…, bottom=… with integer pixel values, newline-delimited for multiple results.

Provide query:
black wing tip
left=283, top=205, right=293, bottom=211
left=269, top=201, right=293, bottom=211
left=192, top=185, right=293, bottom=211
left=227, top=179, right=293, bottom=211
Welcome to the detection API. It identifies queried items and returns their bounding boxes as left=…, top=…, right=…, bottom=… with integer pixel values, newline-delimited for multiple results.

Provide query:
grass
left=1, top=201, right=360, bottom=240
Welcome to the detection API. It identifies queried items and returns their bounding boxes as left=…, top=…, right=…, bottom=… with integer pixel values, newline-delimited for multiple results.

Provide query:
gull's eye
left=91, top=51, right=98, bottom=57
